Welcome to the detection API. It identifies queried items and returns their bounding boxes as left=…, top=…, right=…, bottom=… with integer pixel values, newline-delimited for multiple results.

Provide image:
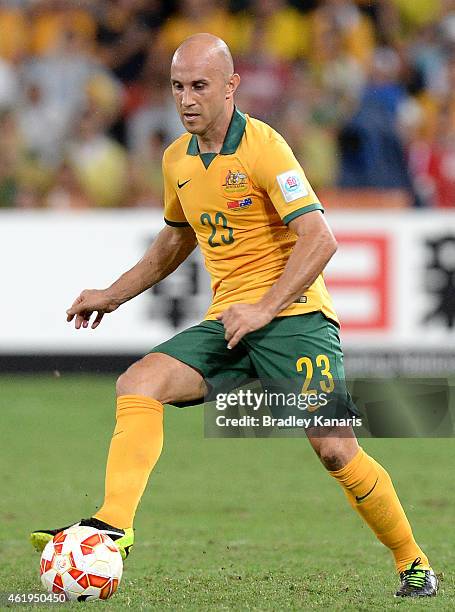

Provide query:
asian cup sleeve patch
left=276, top=170, right=309, bottom=203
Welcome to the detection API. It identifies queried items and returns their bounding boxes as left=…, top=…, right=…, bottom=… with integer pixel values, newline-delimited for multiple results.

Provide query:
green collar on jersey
left=186, top=107, right=247, bottom=159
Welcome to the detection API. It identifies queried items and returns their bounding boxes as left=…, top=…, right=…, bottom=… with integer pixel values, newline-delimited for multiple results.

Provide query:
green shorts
left=150, top=312, right=357, bottom=419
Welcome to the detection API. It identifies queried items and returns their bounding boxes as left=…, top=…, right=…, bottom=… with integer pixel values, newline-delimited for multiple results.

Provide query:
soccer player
left=31, top=34, right=437, bottom=598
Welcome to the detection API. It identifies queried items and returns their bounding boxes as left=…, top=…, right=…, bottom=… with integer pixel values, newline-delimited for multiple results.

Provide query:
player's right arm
left=67, top=224, right=197, bottom=329
left=68, top=150, right=193, bottom=330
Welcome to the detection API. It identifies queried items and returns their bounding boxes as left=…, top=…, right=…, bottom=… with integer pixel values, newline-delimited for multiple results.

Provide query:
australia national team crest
left=227, top=197, right=252, bottom=211
left=221, top=168, right=250, bottom=195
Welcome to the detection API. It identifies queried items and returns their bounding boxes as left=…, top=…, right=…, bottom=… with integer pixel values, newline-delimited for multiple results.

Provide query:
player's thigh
left=116, top=352, right=207, bottom=404
left=244, top=311, right=358, bottom=418
left=119, top=320, right=255, bottom=405
left=244, top=312, right=359, bottom=465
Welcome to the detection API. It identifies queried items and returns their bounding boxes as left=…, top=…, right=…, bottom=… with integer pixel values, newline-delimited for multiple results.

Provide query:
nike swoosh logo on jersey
left=177, top=179, right=191, bottom=189
left=355, top=477, right=379, bottom=503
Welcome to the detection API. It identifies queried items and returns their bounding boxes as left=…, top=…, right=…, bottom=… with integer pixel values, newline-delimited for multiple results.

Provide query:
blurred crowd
left=0, top=0, right=454, bottom=209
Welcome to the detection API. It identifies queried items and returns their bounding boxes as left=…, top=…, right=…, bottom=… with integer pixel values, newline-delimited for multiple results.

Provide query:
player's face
left=170, top=56, right=232, bottom=136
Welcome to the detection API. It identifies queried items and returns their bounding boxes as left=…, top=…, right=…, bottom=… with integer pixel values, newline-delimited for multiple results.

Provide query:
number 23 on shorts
left=296, top=354, right=335, bottom=395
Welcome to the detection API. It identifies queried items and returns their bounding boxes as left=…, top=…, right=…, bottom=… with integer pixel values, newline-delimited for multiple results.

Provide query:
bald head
left=170, top=33, right=240, bottom=139
left=172, top=33, right=234, bottom=81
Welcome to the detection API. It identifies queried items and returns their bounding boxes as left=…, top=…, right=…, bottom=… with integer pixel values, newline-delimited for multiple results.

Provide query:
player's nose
left=181, top=87, right=195, bottom=107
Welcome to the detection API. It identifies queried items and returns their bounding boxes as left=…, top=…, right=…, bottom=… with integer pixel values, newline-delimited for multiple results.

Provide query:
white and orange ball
left=40, top=526, right=123, bottom=601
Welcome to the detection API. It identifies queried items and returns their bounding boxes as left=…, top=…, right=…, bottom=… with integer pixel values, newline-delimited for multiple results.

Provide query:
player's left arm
left=218, top=131, right=337, bottom=348
left=218, top=211, right=337, bottom=349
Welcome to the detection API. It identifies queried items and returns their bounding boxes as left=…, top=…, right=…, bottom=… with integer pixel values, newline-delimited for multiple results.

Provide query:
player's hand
left=216, top=303, right=275, bottom=349
left=66, top=289, right=120, bottom=330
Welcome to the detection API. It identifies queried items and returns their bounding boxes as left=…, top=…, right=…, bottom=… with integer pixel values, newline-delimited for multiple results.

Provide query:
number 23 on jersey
left=200, top=212, right=234, bottom=247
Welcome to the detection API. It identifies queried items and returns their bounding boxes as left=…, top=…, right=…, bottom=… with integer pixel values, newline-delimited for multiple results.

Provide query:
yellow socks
left=330, top=447, right=429, bottom=573
left=94, top=395, right=163, bottom=529
left=95, top=399, right=428, bottom=573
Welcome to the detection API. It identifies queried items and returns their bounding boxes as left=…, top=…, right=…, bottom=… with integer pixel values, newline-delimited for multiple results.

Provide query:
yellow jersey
left=162, top=108, right=338, bottom=324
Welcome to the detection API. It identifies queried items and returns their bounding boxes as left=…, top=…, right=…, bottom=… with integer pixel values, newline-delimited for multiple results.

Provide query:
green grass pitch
left=1, top=374, right=454, bottom=610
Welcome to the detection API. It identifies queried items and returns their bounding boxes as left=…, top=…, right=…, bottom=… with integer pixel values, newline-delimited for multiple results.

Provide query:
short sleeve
left=254, top=134, right=323, bottom=225
left=162, top=156, right=190, bottom=227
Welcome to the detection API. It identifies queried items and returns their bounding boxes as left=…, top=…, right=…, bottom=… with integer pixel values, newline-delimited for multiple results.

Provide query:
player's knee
left=116, top=370, right=132, bottom=398
left=316, top=436, right=358, bottom=471
left=116, top=357, right=168, bottom=402
left=311, top=433, right=345, bottom=470
left=308, top=425, right=358, bottom=471
left=319, top=450, right=345, bottom=471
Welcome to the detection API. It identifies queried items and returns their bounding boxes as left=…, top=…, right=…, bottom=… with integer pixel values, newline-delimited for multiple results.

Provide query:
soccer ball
left=40, top=525, right=123, bottom=601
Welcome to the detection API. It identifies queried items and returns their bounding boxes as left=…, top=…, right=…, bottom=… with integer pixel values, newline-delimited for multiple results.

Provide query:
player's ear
left=226, top=73, right=240, bottom=99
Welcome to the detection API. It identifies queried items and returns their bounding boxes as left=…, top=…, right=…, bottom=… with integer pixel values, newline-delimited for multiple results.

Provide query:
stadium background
left=1, top=0, right=455, bottom=608
left=0, top=0, right=454, bottom=372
